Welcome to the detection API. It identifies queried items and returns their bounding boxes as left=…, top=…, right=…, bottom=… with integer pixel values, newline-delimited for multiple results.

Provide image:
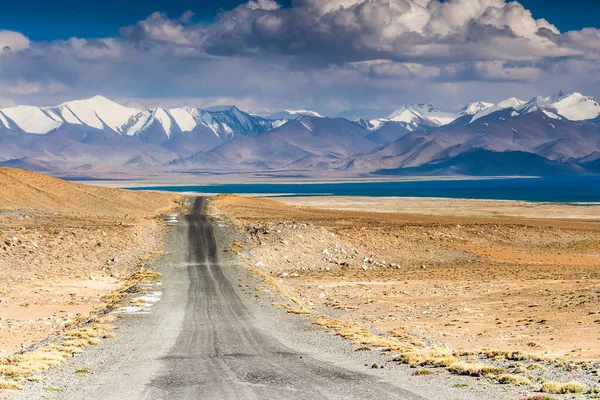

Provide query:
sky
left=0, top=0, right=599, bottom=114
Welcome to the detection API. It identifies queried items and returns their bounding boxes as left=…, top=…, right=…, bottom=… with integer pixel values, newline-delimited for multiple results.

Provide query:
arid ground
left=211, top=194, right=600, bottom=361
left=0, top=167, right=183, bottom=356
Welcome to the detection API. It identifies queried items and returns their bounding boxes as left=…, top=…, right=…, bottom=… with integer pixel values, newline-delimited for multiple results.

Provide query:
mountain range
left=1, top=92, right=599, bottom=178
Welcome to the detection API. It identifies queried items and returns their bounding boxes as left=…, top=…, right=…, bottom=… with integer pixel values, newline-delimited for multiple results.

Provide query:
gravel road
left=5, top=197, right=541, bottom=400
left=11, top=198, right=424, bottom=400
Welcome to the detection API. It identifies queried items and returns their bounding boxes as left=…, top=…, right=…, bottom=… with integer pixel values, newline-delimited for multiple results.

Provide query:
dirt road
left=23, top=198, right=423, bottom=400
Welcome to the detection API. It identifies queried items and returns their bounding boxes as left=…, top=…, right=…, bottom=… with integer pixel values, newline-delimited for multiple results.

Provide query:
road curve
left=37, top=197, right=425, bottom=400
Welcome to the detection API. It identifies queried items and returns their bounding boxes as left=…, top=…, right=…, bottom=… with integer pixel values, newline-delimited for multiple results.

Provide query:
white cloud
left=246, top=0, right=281, bottom=11
left=0, top=0, right=599, bottom=113
left=0, top=30, right=29, bottom=52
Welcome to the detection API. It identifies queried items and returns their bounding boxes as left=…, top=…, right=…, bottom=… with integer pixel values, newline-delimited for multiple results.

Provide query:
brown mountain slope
left=0, top=167, right=182, bottom=217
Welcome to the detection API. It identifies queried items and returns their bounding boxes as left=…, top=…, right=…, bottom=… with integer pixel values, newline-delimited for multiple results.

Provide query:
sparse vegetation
left=0, top=380, right=24, bottom=391
left=0, top=321, right=118, bottom=380
left=541, top=380, right=586, bottom=394
left=43, top=386, right=66, bottom=392
left=412, top=369, right=435, bottom=376
left=494, top=374, right=531, bottom=386
left=447, top=361, right=505, bottom=377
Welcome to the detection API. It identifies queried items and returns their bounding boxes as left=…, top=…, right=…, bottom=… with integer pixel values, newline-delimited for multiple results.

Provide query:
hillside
left=0, top=167, right=182, bottom=216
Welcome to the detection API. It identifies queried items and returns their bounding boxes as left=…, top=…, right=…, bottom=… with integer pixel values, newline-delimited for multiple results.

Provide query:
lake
left=127, top=177, right=600, bottom=204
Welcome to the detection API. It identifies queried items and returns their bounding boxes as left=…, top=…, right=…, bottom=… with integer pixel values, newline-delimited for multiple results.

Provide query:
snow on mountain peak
left=388, top=104, right=457, bottom=127
left=550, top=92, right=600, bottom=121
left=517, top=92, right=600, bottom=121
left=458, top=101, right=494, bottom=116
left=285, top=110, right=323, bottom=118
left=497, top=97, right=525, bottom=109
left=0, top=105, right=62, bottom=134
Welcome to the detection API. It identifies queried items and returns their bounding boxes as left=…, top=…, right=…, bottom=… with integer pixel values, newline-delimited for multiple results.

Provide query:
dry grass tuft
left=249, top=267, right=310, bottom=311
left=494, top=374, right=531, bottom=386
left=91, top=315, right=117, bottom=323
left=447, top=361, right=505, bottom=377
left=92, top=324, right=115, bottom=331
left=541, top=381, right=587, bottom=394
left=527, top=363, right=547, bottom=371
left=0, top=381, right=24, bottom=391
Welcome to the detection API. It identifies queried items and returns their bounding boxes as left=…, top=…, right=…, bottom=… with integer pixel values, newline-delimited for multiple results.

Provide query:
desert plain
left=0, top=167, right=183, bottom=356
left=211, top=194, right=600, bottom=362
left=1, top=168, right=600, bottom=397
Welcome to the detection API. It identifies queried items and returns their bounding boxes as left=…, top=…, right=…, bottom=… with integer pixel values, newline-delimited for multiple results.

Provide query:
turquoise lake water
left=128, top=177, right=600, bottom=204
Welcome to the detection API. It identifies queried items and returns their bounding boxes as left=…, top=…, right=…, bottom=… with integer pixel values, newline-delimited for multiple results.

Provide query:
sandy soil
left=275, top=196, right=600, bottom=220
left=0, top=168, right=184, bottom=356
left=211, top=195, right=600, bottom=361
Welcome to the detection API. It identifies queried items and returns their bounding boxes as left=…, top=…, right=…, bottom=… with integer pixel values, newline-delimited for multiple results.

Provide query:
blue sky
left=1, top=0, right=595, bottom=41
left=0, top=0, right=599, bottom=113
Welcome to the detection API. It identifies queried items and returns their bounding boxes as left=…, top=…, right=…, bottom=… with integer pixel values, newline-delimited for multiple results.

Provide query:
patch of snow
left=458, top=101, right=494, bottom=116
left=542, top=110, right=561, bottom=120
left=154, top=108, right=173, bottom=138
left=1, top=106, right=62, bottom=134
left=497, top=97, right=525, bottom=109
left=271, top=119, right=288, bottom=129
left=169, top=108, right=198, bottom=132
left=551, top=92, right=600, bottom=121
left=285, top=109, right=323, bottom=118
left=300, top=119, right=315, bottom=132
left=470, top=105, right=503, bottom=123
left=388, top=104, right=456, bottom=127
left=56, top=95, right=143, bottom=133
left=0, top=111, right=12, bottom=129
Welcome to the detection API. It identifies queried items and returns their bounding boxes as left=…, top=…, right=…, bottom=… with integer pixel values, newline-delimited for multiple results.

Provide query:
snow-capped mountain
left=517, top=92, right=600, bottom=121
left=457, top=101, right=495, bottom=117
left=0, top=96, right=286, bottom=141
left=387, top=104, right=457, bottom=127
left=1, top=92, right=600, bottom=177
left=265, top=110, right=323, bottom=120
left=0, top=96, right=147, bottom=135
left=497, top=97, right=525, bottom=109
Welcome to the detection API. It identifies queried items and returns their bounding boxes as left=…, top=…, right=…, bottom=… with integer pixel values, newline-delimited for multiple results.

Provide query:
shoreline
left=74, top=175, right=538, bottom=188
left=85, top=176, right=600, bottom=205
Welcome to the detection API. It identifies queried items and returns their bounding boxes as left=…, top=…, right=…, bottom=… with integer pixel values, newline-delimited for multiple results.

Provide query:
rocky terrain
left=0, top=168, right=183, bottom=356
left=211, top=194, right=600, bottom=395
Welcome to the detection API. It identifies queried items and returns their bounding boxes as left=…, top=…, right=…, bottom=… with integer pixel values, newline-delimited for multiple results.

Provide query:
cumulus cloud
left=0, top=0, right=599, bottom=113
left=199, top=0, right=577, bottom=63
left=120, top=11, right=201, bottom=46
left=0, top=30, right=29, bottom=53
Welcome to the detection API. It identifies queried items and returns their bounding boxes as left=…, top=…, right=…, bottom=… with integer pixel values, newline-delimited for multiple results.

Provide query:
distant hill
left=0, top=167, right=181, bottom=216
